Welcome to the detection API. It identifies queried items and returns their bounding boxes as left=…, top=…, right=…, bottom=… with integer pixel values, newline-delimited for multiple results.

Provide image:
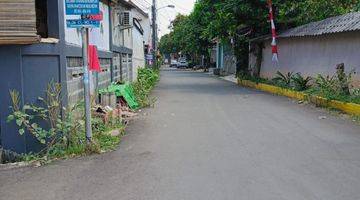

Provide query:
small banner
left=267, top=0, right=279, bottom=63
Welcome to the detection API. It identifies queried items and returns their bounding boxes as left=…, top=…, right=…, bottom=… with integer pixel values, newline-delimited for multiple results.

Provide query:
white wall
left=131, top=8, right=150, bottom=81
left=132, top=28, right=145, bottom=80
left=252, top=31, right=360, bottom=87
left=131, top=8, right=151, bottom=46
left=141, top=17, right=151, bottom=46
left=64, top=2, right=110, bottom=51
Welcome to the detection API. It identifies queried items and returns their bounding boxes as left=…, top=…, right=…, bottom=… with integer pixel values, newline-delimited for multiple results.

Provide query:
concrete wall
left=256, top=31, right=360, bottom=87
left=131, top=8, right=149, bottom=81
left=0, top=0, right=67, bottom=153
left=0, top=44, right=63, bottom=153
left=132, top=28, right=145, bottom=81
left=131, top=8, right=151, bottom=47
left=112, top=4, right=133, bottom=49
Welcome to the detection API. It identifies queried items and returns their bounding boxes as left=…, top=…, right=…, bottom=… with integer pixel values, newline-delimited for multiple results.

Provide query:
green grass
left=305, top=88, right=360, bottom=104
left=132, top=68, right=160, bottom=108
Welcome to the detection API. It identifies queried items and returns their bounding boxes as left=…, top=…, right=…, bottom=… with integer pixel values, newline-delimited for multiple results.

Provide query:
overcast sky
left=131, top=0, right=196, bottom=38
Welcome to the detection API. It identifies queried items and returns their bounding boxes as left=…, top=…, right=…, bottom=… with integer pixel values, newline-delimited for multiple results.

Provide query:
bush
left=7, top=82, right=123, bottom=162
left=272, top=71, right=294, bottom=88
left=308, top=68, right=360, bottom=103
left=239, top=69, right=360, bottom=104
left=131, top=67, right=160, bottom=107
left=291, top=73, right=312, bottom=91
left=307, top=74, right=360, bottom=104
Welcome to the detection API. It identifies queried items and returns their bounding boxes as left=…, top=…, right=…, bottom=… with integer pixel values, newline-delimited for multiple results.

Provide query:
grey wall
left=0, top=45, right=62, bottom=153
left=0, top=46, right=26, bottom=152
left=0, top=0, right=66, bottom=153
left=251, top=31, right=360, bottom=87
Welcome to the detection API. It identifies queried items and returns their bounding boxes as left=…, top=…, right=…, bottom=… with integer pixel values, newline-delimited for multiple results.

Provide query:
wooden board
left=0, top=0, right=39, bottom=44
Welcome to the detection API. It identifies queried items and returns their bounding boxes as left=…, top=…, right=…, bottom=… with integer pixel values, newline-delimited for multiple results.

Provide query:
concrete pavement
left=1, top=68, right=360, bottom=200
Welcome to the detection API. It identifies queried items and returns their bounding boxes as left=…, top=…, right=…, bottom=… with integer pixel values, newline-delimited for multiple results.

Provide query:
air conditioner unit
left=120, top=11, right=132, bottom=27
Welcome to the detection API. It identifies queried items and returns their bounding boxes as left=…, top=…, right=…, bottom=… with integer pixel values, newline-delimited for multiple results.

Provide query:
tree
left=159, top=0, right=359, bottom=73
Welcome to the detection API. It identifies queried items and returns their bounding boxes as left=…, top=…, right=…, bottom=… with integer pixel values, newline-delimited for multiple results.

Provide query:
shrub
left=7, top=82, right=85, bottom=155
left=132, top=67, right=160, bottom=107
left=272, top=71, right=294, bottom=88
left=310, top=69, right=359, bottom=104
left=7, top=81, right=123, bottom=162
left=291, top=73, right=312, bottom=91
left=314, top=74, right=337, bottom=95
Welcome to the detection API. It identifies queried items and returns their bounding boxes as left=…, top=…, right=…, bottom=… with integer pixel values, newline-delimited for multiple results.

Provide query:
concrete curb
left=238, top=79, right=360, bottom=116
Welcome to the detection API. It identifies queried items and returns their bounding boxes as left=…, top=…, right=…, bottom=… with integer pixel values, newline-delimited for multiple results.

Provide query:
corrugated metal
left=0, top=0, right=39, bottom=45
left=280, top=12, right=360, bottom=38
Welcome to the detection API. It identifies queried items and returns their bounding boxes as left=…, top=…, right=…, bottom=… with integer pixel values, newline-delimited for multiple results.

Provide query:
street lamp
left=157, top=5, right=175, bottom=11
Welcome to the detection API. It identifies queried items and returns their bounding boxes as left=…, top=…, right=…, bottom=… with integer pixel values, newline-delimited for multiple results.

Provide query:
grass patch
left=305, top=87, right=360, bottom=104
left=239, top=70, right=360, bottom=105
left=131, top=68, right=160, bottom=108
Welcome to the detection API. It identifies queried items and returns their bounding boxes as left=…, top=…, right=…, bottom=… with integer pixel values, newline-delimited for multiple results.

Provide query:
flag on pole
left=267, top=0, right=279, bottom=63
left=88, top=45, right=102, bottom=72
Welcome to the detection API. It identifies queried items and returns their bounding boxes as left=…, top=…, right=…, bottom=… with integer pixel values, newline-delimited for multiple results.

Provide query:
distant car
left=170, top=59, right=178, bottom=67
left=177, top=58, right=189, bottom=68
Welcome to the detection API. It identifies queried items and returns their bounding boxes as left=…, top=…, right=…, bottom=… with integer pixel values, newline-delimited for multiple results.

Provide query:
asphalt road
left=1, top=68, right=360, bottom=200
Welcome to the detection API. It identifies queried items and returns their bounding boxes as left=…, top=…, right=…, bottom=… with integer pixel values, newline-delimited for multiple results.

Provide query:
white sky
left=131, top=0, right=196, bottom=37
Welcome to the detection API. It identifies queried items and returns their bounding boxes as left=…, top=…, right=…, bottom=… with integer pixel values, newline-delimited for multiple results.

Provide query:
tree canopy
left=159, top=0, right=359, bottom=71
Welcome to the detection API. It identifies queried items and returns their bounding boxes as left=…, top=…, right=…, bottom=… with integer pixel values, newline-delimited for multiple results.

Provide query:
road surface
left=1, top=69, right=360, bottom=200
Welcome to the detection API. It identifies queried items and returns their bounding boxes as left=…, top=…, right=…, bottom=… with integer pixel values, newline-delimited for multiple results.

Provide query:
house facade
left=249, top=12, right=360, bottom=87
left=130, top=2, right=151, bottom=81
left=0, top=0, right=142, bottom=153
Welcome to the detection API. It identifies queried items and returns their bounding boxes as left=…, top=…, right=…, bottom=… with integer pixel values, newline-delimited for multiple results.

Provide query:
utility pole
left=151, top=0, right=157, bottom=68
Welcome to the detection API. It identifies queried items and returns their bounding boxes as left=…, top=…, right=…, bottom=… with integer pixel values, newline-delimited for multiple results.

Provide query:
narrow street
left=1, top=68, right=360, bottom=200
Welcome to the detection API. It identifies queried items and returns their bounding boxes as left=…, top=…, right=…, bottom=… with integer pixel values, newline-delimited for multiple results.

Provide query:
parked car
left=170, top=59, right=178, bottom=67
left=177, top=58, right=189, bottom=68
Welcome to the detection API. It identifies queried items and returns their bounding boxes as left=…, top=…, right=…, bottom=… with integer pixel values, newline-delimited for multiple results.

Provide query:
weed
left=238, top=72, right=269, bottom=84
left=291, top=73, right=312, bottom=91
left=7, top=82, right=125, bottom=164
left=239, top=69, right=359, bottom=105
left=131, top=68, right=160, bottom=107
left=272, top=71, right=294, bottom=88
left=309, top=68, right=359, bottom=104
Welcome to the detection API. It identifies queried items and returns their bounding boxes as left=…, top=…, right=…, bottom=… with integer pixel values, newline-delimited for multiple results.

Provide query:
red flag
left=88, top=45, right=102, bottom=72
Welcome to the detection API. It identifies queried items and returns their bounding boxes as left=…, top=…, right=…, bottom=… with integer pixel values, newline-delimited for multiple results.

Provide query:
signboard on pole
left=64, top=1, right=101, bottom=142
left=65, top=0, right=100, bottom=15
left=66, top=19, right=100, bottom=28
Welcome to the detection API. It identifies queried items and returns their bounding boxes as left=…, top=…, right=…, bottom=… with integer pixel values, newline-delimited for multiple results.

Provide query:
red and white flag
left=267, top=0, right=279, bottom=63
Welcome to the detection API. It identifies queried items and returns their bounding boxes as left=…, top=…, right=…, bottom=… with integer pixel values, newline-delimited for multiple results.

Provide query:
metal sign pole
left=82, top=27, right=92, bottom=143
left=66, top=0, right=99, bottom=143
